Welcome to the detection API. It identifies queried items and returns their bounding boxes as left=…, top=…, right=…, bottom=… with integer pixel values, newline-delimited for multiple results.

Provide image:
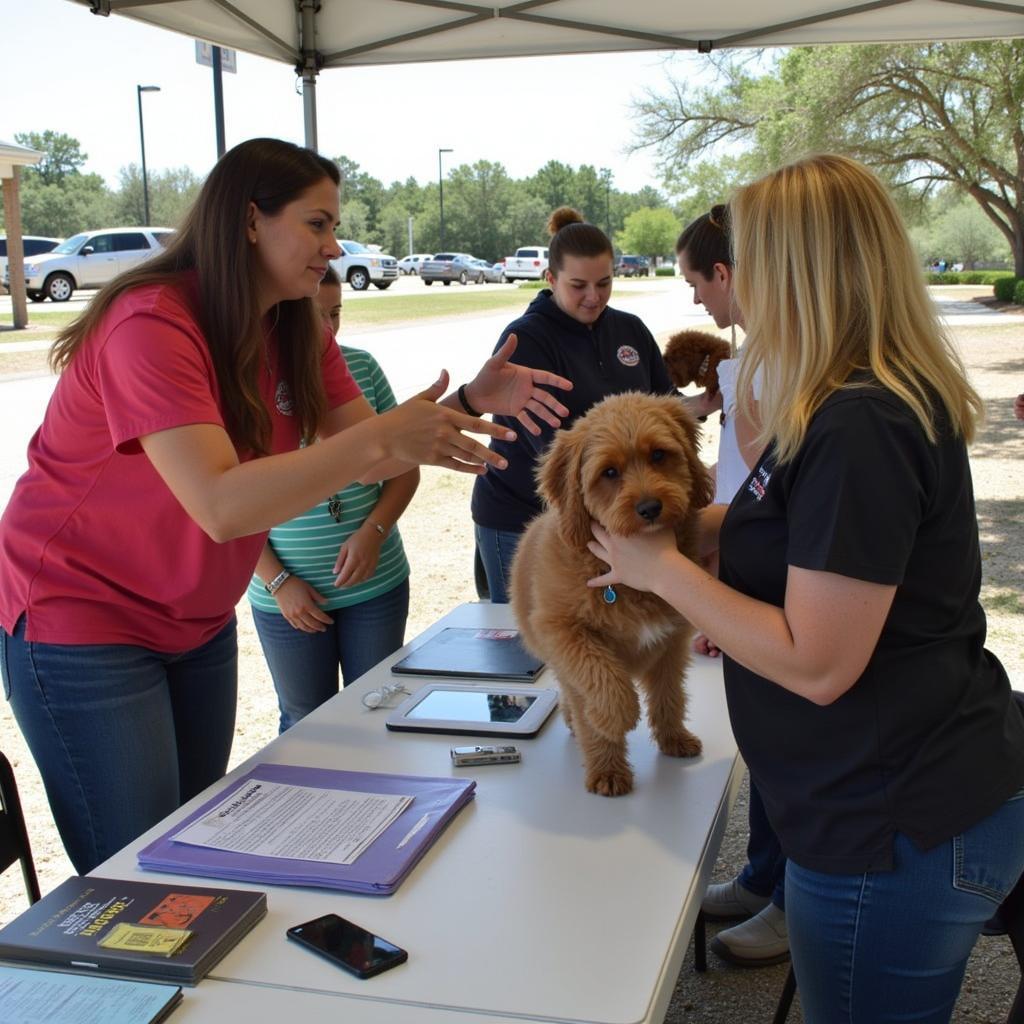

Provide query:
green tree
left=924, top=195, right=1010, bottom=269
left=113, top=165, right=202, bottom=227
left=616, top=207, right=680, bottom=268
left=633, top=42, right=1024, bottom=275
left=14, top=130, right=88, bottom=185
left=18, top=174, right=113, bottom=237
left=444, top=160, right=517, bottom=261
left=337, top=199, right=369, bottom=241
left=378, top=200, right=412, bottom=257
left=334, top=155, right=385, bottom=241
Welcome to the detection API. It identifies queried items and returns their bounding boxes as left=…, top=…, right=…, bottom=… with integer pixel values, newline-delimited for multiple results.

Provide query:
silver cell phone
left=450, top=744, right=521, bottom=767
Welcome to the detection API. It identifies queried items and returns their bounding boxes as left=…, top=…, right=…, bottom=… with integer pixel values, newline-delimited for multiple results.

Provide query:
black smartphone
left=287, top=913, right=408, bottom=979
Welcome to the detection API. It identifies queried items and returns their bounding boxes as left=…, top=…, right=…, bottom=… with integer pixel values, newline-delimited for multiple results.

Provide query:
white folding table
left=98, top=602, right=743, bottom=1024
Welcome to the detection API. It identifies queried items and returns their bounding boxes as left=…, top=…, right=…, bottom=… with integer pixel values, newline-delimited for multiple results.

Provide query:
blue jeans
left=786, top=788, right=1024, bottom=1023
left=739, top=779, right=786, bottom=910
left=252, top=578, right=409, bottom=733
left=474, top=525, right=522, bottom=605
left=0, top=615, right=237, bottom=875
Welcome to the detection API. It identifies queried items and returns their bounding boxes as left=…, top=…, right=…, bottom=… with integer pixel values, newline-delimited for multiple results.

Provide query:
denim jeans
left=0, top=615, right=238, bottom=875
left=739, top=778, right=786, bottom=910
left=786, top=787, right=1024, bottom=1023
left=474, top=525, right=522, bottom=605
left=252, top=578, right=409, bottom=733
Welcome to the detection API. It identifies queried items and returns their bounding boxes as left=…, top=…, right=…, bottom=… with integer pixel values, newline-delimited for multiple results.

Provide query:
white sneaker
left=710, top=903, right=789, bottom=967
left=700, top=876, right=772, bottom=921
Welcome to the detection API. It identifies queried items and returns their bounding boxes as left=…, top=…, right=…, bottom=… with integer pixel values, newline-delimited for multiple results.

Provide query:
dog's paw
left=586, top=767, right=634, bottom=797
left=658, top=729, right=703, bottom=758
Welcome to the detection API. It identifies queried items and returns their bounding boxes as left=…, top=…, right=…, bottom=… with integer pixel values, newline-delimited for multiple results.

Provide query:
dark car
left=614, top=255, right=650, bottom=277
left=420, top=253, right=485, bottom=286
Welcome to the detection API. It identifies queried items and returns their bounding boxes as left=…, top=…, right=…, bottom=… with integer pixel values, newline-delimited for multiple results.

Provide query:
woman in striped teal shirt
left=248, top=268, right=418, bottom=731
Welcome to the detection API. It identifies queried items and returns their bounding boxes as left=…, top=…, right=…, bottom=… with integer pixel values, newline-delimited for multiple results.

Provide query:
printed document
left=170, top=780, right=412, bottom=865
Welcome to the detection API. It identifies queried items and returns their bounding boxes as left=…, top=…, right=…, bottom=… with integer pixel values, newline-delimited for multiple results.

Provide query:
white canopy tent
left=69, top=0, right=1024, bottom=150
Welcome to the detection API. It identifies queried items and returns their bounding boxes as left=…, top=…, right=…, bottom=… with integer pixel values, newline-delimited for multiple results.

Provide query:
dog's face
left=536, top=392, right=713, bottom=550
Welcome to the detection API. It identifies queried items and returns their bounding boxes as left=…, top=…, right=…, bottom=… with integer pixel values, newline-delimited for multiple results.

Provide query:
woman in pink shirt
left=0, top=138, right=571, bottom=873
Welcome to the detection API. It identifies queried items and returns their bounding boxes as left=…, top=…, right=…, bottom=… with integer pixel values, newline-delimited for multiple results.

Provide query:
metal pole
left=407, top=215, right=414, bottom=257
left=438, top=148, right=452, bottom=250
left=137, top=85, right=149, bottom=226
left=212, top=46, right=226, bottom=158
left=298, top=0, right=320, bottom=150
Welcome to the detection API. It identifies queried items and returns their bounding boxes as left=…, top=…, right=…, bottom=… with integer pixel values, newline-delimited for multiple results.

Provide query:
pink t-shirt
left=0, top=275, right=360, bottom=652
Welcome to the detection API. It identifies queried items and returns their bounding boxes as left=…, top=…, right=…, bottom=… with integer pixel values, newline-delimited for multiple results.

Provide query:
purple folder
left=137, top=764, right=476, bottom=895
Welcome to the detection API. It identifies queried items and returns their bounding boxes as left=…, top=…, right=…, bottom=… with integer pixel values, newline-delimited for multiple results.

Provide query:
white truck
left=330, top=240, right=399, bottom=291
left=503, top=245, right=549, bottom=282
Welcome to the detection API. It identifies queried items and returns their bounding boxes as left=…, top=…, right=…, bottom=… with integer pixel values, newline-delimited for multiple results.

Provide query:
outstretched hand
left=464, top=334, right=573, bottom=435
left=378, top=370, right=517, bottom=476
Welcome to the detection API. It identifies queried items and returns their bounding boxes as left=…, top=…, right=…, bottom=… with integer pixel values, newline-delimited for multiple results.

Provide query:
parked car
left=9, top=227, right=175, bottom=302
left=420, top=253, right=485, bottom=286
left=614, top=255, right=650, bottom=277
left=470, top=259, right=507, bottom=284
left=504, top=246, right=549, bottom=281
left=398, top=253, right=433, bottom=275
left=0, top=236, right=62, bottom=292
left=330, top=240, right=399, bottom=291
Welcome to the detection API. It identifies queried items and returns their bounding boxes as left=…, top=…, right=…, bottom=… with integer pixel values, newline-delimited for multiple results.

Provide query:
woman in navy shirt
left=587, top=154, right=1024, bottom=1023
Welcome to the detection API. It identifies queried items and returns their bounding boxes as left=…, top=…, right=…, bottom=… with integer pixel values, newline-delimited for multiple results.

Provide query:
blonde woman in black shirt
left=587, top=154, right=1024, bottom=1023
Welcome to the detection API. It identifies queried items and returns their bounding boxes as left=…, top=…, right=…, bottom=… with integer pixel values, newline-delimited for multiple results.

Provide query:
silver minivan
left=13, top=227, right=175, bottom=302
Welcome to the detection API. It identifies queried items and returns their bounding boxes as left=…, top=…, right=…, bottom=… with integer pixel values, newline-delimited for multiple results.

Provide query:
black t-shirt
left=471, top=289, right=674, bottom=532
left=720, top=381, right=1024, bottom=874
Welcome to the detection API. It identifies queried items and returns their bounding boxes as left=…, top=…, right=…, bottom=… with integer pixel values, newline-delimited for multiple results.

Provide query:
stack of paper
left=137, top=764, right=476, bottom=895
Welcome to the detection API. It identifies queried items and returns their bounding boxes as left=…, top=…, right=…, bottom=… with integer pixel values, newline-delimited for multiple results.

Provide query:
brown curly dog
left=663, top=329, right=731, bottom=397
left=510, top=392, right=713, bottom=796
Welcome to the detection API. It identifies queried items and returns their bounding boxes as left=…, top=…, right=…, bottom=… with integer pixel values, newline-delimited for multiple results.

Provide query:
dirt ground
left=0, top=305, right=1021, bottom=1021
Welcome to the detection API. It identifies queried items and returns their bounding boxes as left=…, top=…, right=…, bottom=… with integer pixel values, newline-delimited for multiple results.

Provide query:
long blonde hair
left=732, top=154, right=981, bottom=464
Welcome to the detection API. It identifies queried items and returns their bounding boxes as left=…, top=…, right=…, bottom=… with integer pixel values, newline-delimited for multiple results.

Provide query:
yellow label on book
left=98, top=922, right=192, bottom=957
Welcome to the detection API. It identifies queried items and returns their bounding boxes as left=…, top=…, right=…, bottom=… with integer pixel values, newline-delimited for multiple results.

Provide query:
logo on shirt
left=616, top=345, right=640, bottom=367
left=275, top=380, right=294, bottom=416
left=747, top=464, right=771, bottom=502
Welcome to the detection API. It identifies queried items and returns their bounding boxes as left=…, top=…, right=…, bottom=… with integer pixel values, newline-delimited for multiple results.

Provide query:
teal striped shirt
left=247, top=346, right=411, bottom=613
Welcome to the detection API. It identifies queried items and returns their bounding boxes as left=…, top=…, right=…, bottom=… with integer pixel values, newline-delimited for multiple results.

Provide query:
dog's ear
left=668, top=397, right=716, bottom=509
left=536, top=428, right=592, bottom=550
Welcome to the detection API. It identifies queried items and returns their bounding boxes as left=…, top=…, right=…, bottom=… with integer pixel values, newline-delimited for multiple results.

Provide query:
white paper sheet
left=169, top=780, right=413, bottom=865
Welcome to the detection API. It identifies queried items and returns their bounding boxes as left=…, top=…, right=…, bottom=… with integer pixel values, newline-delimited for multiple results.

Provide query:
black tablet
left=390, top=628, right=545, bottom=683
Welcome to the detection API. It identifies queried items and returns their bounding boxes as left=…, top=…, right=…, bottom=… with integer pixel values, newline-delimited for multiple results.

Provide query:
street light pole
left=137, top=84, right=161, bottom=225
left=438, top=148, right=453, bottom=250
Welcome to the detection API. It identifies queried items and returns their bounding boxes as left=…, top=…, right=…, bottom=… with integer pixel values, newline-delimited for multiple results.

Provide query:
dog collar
left=603, top=585, right=617, bottom=604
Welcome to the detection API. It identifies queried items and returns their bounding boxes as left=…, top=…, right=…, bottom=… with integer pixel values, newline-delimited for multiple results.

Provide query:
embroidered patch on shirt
left=616, top=345, right=640, bottom=367
left=747, top=463, right=771, bottom=501
left=275, top=380, right=294, bottom=416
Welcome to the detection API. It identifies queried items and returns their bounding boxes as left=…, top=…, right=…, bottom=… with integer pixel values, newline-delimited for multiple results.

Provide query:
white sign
left=195, top=41, right=237, bottom=73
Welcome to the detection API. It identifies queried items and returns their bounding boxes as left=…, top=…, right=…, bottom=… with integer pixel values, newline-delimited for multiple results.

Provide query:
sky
left=2, top=0, right=710, bottom=196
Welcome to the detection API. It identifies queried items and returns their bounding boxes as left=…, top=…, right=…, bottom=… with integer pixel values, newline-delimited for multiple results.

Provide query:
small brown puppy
left=510, top=392, right=713, bottom=796
left=663, top=329, right=731, bottom=397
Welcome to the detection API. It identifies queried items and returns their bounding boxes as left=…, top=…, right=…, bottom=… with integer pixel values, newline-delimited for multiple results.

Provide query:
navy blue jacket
left=471, top=289, right=673, bottom=532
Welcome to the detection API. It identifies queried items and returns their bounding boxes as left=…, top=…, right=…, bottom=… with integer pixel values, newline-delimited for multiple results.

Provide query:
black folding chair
left=0, top=750, right=41, bottom=905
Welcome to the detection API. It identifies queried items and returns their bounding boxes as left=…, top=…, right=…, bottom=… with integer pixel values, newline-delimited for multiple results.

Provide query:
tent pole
left=298, top=0, right=320, bottom=151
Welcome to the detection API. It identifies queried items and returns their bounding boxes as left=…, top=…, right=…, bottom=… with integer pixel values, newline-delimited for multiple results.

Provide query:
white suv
left=12, top=226, right=175, bottom=302
left=330, top=240, right=399, bottom=291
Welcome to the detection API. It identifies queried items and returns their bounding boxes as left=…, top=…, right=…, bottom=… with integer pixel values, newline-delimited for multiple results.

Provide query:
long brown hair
left=50, top=138, right=341, bottom=455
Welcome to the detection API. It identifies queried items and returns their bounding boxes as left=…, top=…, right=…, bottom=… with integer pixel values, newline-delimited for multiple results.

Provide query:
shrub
left=654, top=266, right=676, bottom=277
left=1014, top=279, right=1024, bottom=306
left=924, top=270, right=1014, bottom=286
left=994, top=277, right=1021, bottom=302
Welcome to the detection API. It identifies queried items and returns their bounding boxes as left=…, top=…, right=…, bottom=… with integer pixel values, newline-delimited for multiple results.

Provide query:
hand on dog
left=586, top=521, right=680, bottom=594
left=464, top=334, right=573, bottom=436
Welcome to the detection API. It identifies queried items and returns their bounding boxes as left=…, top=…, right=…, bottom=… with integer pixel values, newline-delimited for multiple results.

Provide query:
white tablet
left=385, top=684, right=559, bottom=738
